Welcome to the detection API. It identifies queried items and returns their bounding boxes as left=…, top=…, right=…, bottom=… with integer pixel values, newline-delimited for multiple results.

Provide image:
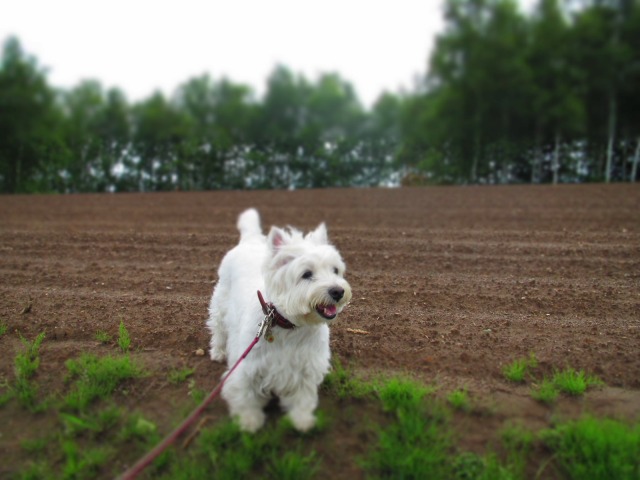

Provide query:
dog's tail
left=237, top=208, right=262, bottom=242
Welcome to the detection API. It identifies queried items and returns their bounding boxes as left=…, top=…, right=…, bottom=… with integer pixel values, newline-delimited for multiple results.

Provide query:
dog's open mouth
left=316, top=304, right=337, bottom=320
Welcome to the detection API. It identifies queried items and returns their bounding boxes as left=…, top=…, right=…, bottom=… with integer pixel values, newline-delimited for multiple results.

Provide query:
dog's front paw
left=237, top=409, right=266, bottom=433
left=289, top=410, right=316, bottom=433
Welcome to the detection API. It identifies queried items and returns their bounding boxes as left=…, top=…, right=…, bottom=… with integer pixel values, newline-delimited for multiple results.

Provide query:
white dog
left=206, top=208, right=352, bottom=432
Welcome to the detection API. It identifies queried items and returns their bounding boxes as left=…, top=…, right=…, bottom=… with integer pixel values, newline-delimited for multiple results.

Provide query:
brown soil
left=1, top=184, right=639, bottom=477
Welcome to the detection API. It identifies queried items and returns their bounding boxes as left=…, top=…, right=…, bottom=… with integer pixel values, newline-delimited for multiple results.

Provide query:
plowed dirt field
left=1, top=184, right=639, bottom=477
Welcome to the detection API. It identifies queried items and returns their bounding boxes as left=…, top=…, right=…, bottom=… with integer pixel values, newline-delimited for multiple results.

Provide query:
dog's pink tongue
left=323, top=305, right=337, bottom=317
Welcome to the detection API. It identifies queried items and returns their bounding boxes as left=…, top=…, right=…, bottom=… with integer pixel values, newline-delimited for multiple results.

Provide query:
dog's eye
left=333, top=267, right=339, bottom=275
left=302, top=270, right=313, bottom=280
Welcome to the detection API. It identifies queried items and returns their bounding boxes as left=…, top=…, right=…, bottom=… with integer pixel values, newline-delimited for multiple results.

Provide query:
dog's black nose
left=329, top=287, right=344, bottom=302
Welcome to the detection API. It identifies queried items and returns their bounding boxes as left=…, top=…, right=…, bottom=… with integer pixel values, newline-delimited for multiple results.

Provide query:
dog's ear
left=307, top=223, right=328, bottom=245
left=268, top=227, right=296, bottom=268
left=267, top=226, right=289, bottom=253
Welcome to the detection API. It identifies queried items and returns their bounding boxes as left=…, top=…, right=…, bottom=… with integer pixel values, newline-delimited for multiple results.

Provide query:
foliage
left=168, top=367, right=195, bottom=384
left=8, top=346, right=639, bottom=480
left=376, top=376, right=435, bottom=413
left=551, top=367, right=603, bottom=396
left=503, top=353, right=538, bottom=383
left=447, top=388, right=471, bottom=412
left=530, top=378, right=559, bottom=404
left=541, top=417, right=640, bottom=480
left=402, top=0, right=640, bottom=184
left=363, top=381, right=452, bottom=479
left=11, top=332, right=46, bottom=410
left=322, top=358, right=373, bottom=399
left=64, top=353, right=143, bottom=411
left=531, top=367, right=602, bottom=403
left=117, top=319, right=131, bottom=353
left=3, top=1, right=638, bottom=193
left=95, top=330, right=111, bottom=344
left=160, top=418, right=320, bottom=480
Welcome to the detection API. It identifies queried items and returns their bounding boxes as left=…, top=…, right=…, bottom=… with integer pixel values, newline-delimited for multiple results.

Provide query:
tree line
left=1, top=0, right=638, bottom=194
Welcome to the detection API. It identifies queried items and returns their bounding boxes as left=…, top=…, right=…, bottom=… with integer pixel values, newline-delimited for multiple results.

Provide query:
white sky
left=1, top=0, right=536, bottom=108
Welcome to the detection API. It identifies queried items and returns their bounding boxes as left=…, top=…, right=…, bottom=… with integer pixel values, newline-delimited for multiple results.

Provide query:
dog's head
left=263, top=222, right=352, bottom=327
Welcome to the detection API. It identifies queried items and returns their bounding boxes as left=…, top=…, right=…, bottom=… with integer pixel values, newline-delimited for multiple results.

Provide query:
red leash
left=119, top=291, right=273, bottom=479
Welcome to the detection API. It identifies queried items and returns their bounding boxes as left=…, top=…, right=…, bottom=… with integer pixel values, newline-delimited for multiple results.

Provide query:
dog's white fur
left=206, top=208, right=352, bottom=432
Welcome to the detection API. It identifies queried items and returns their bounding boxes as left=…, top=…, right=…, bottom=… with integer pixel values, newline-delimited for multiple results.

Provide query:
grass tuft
left=377, top=376, right=434, bottom=413
left=61, top=440, right=112, bottom=479
left=503, top=353, right=538, bottom=383
left=267, top=448, right=319, bottom=480
left=168, top=367, right=195, bottom=385
left=11, top=332, right=46, bottom=410
left=531, top=367, right=602, bottom=403
left=95, top=330, right=111, bottom=344
left=60, top=405, right=122, bottom=437
left=531, top=378, right=559, bottom=404
left=64, top=353, right=143, bottom=411
left=322, top=358, right=372, bottom=399
left=551, top=367, right=603, bottom=396
left=447, top=388, right=471, bottom=412
left=0, top=320, right=7, bottom=336
left=363, top=376, right=451, bottom=479
left=117, top=320, right=131, bottom=353
left=542, top=417, right=640, bottom=480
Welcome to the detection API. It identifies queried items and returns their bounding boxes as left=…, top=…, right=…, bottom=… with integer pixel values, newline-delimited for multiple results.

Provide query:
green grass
left=61, top=439, right=113, bottom=479
left=11, top=332, right=46, bottom=410
left=16, top=332, right=46, bottom=379
left=60, top=405, right=122, bottom=437
left=117, top=319, right=131, bottom=353
left=322, top=358, right=373, bottom=399
left=267, top=448, right=319, bottom=480
left=500, top=424, right=535, bottom=479
left=551, top=367, right=603, bottom=396
left=541, top=417, right=640, bottom=480
left=187, top=379, right=206, bottom=404
left=377, top=376, right=435, bottom=412
left=363, top=376, right=453, bottom=479
left=168, top=367, right=195, bottom=384
left=531, top=377, right=560, bottom=403
left=160, top=418, right=320, bottom=480
left=447, top=388, right=471, bottom=412
left=64, top=353, right=143, bottom=411
left=0, top=320, right=7, bottom=336
left=531, top=368, right=603, bottom=403
left=6, top=344, right=635, bottom=480
left=503, top=353, right=537, bottom=383
left=95, top=330, right=112, bottom=344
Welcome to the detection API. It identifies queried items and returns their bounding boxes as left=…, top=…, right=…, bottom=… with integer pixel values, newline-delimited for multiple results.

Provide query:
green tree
left=97, top=88, right=131, bottom=192
left=131, top=92, right=191, bottom=191
left=359, top=92, right=404, bottom=186
left=0, top=37, right=63, bottom=193
left=406, top=0, right=533, bottom=184
left=174, top=74, right=257, bottom=189
left=528, top=0, right=584, bottom=184
left=61, top=80, right=106, bottom=192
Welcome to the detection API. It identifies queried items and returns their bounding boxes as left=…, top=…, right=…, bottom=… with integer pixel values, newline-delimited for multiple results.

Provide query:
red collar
left=257, top=290, right=296, bottom=330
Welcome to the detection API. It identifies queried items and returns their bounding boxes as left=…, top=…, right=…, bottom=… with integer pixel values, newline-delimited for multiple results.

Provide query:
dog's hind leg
left=207, top=285, right=229, bottom=363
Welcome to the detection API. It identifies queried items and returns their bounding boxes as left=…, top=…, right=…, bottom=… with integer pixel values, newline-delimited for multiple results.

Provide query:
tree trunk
left=531, top=125, right=542, bottom=184
left=631, top=136, right=640, bottom=182
left=470, top=109, right=481, bottom=183
left=552, top=132, right=560, bottom=185
left=605, top=92, right=617, bottom=183
left=605, top=1, right=623, bottom=183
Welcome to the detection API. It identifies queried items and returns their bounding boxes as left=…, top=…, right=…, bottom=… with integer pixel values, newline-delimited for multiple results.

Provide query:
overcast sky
left=2, top=0, right=535, bottom=107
